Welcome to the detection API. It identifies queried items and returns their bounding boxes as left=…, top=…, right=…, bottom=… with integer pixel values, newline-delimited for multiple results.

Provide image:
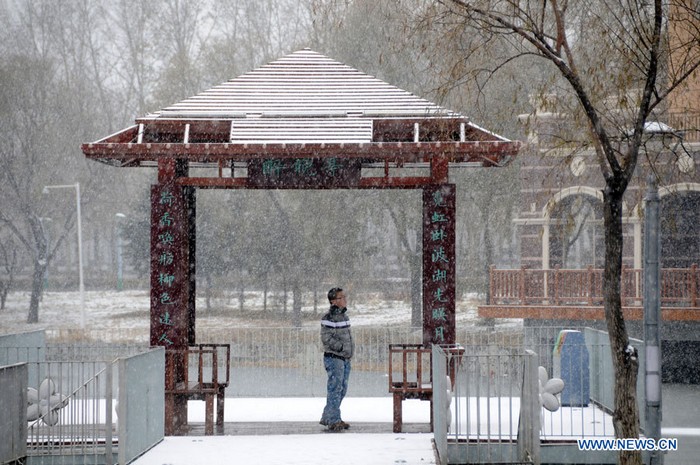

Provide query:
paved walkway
left=132, top=386, right=699, bottom=465
left=662, top=384, right=700, bottom=465
left=132, top=398, right=437, bottom=465
left=132, top=428, right=436, bottom=465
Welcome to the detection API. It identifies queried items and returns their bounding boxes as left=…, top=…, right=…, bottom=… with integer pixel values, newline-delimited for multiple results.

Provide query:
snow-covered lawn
left=2, top=289, right=513, bottom=342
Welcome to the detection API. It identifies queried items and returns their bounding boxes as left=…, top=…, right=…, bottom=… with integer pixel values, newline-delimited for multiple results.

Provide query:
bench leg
left=165, top=394, right=188, bottom=436
left=216, top=388, right=225, bottom=434
left=429, top=397, right=434, bottom=433
left=393, top=392, right=403, bottom=433
left=205, top=394, right=214, bottom=435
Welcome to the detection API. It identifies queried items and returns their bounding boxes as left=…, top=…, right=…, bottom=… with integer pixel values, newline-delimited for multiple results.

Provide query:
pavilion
left=82, top=49, right=520, bottom=433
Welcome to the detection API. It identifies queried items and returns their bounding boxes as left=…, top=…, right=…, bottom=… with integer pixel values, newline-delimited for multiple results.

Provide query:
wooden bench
left=389, top=344, right=432, bottom=433
left=165, top=344, right=231, bottom=435
left=388, top=344, right=463, bottom=433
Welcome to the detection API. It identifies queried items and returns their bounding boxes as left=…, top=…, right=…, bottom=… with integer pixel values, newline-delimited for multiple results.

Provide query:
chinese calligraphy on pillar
left=150, top=183, right=190, bottom=348
left=422, top=184, right=456, bottom=345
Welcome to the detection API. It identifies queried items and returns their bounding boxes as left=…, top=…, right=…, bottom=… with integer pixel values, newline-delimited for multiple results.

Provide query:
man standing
left=319, top=287, right=354, bottom=431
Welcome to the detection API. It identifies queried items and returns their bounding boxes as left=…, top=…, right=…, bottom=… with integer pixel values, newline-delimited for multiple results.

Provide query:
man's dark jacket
left=321, top=305, right=354, bottom=359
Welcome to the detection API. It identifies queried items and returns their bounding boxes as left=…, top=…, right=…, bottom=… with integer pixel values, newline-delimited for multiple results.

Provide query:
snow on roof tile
left=153, top=49, right=460, bottom=120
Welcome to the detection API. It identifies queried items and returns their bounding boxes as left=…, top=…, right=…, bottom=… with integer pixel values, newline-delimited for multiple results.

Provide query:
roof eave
left=81, top=140, right=521, bottom=168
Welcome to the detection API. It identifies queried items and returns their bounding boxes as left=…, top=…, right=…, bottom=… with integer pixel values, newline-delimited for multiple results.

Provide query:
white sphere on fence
left=39, top=378, right=56, bottom=399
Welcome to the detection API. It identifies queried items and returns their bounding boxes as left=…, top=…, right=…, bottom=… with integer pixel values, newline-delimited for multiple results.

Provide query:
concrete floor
left=662, top=383, right=700, bottom=465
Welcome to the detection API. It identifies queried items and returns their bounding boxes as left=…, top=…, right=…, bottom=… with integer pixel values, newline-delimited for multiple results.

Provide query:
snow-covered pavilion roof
left=82, top=49, right=520, bottom=174
left=152, top=49, right=458, bottom=122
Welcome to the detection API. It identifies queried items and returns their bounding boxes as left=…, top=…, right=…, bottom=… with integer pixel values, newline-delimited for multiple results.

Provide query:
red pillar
left=151, top=159, right=196, bottom=434
left=422, top=184, right=456, bottom=346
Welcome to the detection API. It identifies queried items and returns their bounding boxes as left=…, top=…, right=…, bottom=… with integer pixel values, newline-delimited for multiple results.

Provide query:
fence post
left=432, top=345, right=448, bottom=465
left=518, top=350, right=540, bottom=465
left=105, top=361, right=113, bottom=465
left=519, top=266, right=526, bottom=305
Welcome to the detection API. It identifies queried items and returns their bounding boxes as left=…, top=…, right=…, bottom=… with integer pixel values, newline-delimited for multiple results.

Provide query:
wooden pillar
left=151, top=159, right=195, bottom=435
left=422, top=184, right=456, bottom=346
left=186, top=186, right=197, bottom=345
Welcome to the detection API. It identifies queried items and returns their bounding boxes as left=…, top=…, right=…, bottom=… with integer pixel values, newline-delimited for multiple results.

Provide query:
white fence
left=42, top=325, right=633, bottom=403
left=430, top=326, right=643, bottom=465
left=0, top=333, right=162, bottom=465
left=0, top=363, right=28, bottom=464
left=433, top=346, right=540, bottom=465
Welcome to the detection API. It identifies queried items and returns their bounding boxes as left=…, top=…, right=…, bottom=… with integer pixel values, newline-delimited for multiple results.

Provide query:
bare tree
left=0, top=1, right=124, bottom=322
left=108, top=0, right=163, bottom=117
left=425, top=1, right=700, bottom=463
left=0, top=232, right=22, bottom=310
left=0, top=51, right=82, bottom=323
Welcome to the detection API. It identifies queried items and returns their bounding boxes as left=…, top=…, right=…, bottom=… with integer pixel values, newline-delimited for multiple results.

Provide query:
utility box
left=553, top=330, right=590, bottom=407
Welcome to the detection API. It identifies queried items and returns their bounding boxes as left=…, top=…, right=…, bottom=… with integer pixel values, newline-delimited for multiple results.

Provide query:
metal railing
left=36, top=325, right=636, bottom=404
left=0, top=338, right=160, bottom=465
left=489, top=265, right=700, bottom=307
left=433, top=345, right=539, bottom=465
left=26, top=359, right=113, bottom=461
left=32, top=326, right=526, bottom=398
left=668, top=111, right=700, bottom=142
left=3, top=324, right=639, bottom=465
left=431, top=326, right=642, bottom=464
left=0, top=363, right=27, bottom=464
left=198, top=326, right=424, bottom=397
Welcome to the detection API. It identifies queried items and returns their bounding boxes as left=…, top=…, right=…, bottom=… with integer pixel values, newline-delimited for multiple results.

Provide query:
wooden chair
left=165, top=344, right=231, bottom=435
left=388, top=343, right=463, bottom=433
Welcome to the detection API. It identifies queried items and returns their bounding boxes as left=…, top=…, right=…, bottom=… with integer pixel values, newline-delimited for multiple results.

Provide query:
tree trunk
left=27, top=260, right=46, bottom=323
left=291, top=280, right=302, bottom=328
left=205, top=274, right=211, bottom=311
left=313, top=288, right=318, bottom=315
left=238, top=280, right=245, bottom=312
left=263, top=274, right=268, bottom=312
left=282, top=277, right=288, bottom=314
left=602, top=185, right=641, bottom=465
left=263, top=273, right=268, bottom=312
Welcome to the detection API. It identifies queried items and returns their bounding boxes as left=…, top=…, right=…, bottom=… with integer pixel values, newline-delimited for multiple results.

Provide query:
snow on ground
left=188, top=397, right=430, bottom=424
left=1, top=289, right=518, bottom=340
left=134, top=433, right=436, bottom=465
left=134, top=397, right=436, bottom=465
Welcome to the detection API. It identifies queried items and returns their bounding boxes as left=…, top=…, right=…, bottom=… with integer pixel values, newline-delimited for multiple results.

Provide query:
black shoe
left=339, top=421, right=350, bottom=429
left=328, top=422, right=345, bottom=432
left=319, top=419, right=328, bottom=426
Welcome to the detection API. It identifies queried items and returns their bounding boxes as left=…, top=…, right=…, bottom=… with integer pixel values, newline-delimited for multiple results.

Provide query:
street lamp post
left=43, top=183, right=85, bottom=328
left=644, top=176, right=663, bottom=465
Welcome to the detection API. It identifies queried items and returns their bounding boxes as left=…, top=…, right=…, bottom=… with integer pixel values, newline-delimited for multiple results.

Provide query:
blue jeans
left=321, top=356, right=351, bottom=424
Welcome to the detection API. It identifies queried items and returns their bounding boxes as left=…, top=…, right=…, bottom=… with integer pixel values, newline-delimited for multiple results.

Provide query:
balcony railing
left=489, top=265, right=699, bottom=307
left=668, top=112, right=700, bottom=142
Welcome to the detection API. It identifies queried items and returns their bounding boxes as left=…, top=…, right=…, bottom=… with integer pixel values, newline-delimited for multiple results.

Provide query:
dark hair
left=327, top=287, right=343, bottom=303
